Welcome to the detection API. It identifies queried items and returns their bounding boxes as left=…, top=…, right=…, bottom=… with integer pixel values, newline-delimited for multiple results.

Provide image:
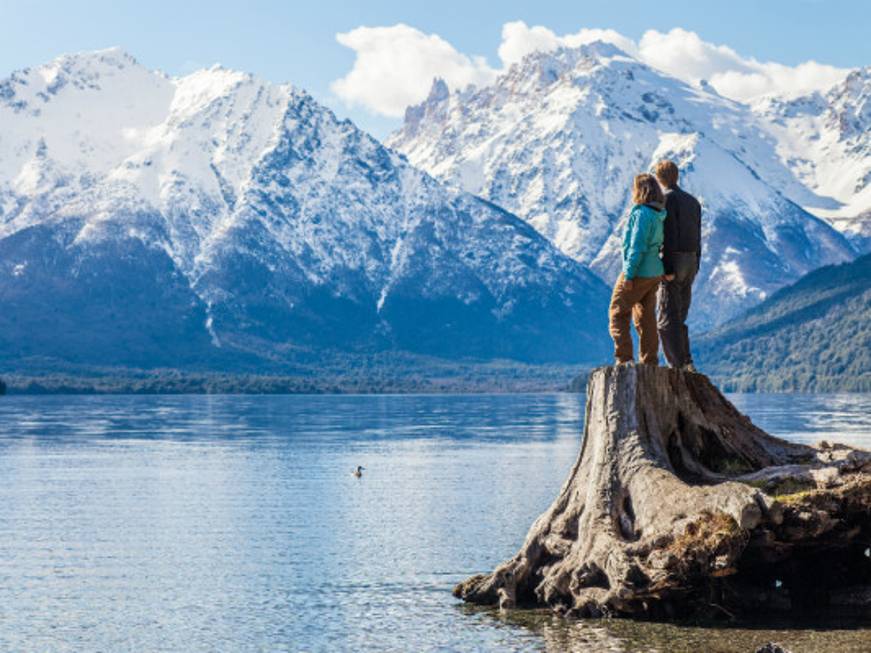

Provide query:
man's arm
left=661, top=192, right=679, bottom=275
left=694, top=197, right=702, bottom=272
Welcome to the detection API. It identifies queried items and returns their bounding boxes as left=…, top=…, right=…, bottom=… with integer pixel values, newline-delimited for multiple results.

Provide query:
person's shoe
left=682, top=363, right=698, bottom=374
left=615, top=360, right=633, bottom=367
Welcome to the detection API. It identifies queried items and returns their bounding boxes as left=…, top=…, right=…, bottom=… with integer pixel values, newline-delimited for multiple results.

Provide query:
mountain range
left=0, top=48, right=610, bottom=374
left=389, top=43, right=865, bottom=326
left=0, top=45, right=868, bottom=387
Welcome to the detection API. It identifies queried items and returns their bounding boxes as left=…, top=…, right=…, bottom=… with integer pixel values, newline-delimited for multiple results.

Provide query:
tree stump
left=455, top=365, right=871, bottom=618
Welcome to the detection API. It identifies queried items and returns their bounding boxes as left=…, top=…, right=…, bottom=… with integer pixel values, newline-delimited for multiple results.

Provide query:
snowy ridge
left=0, top=48, right=612, bottom=367
left=389, top=43, right=859, bottom=326
left=752, top=67, right=871, bottom=246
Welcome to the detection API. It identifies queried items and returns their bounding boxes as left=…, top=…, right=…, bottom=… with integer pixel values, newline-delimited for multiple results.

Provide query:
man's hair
left=654, top=160, right=680, bottom=187
left=632, top=173, right=664, bottom=206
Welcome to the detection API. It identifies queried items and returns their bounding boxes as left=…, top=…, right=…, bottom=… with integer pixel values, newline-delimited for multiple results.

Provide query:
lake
left=0, top=392, right=869, bottom=652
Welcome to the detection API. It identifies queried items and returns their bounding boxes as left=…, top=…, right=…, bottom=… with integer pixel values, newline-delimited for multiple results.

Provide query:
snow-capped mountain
left=752, top=67, right=871, bottom=249
left=0, top=48, right=612, bottom=369
left=389, top=43, right=857, bottom=327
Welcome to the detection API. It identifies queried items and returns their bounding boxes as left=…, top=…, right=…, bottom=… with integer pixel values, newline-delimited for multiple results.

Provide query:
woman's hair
left=632, top=173, right=664, bottom=206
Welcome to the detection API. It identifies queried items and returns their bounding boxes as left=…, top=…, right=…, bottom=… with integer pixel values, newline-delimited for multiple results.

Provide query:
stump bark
left=455, top=364, right=871, bottom=618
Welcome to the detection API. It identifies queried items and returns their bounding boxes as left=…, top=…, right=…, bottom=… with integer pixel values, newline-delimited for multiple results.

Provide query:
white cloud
left=636, top=28, right=847, bottom=102
left=638, top=28, right=752, bottom=81
left=717, top=61, right=847, bottom=103
left=331, top=24, right=496, bottom=118
left=332, top=21, right=851, bottom=117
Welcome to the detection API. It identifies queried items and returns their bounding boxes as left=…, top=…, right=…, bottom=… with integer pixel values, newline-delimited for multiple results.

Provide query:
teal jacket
left=621, top=204, right=666, bottom=279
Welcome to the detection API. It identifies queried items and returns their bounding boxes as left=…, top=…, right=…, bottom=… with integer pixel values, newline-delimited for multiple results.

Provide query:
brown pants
left=609, top=273, right=661, bottom=365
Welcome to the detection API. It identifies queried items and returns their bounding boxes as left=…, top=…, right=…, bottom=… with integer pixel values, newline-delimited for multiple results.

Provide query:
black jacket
left=661, top=185, right=702, bottom=274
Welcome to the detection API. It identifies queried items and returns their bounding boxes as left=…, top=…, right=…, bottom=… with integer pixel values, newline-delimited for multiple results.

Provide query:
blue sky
left=1, top=0, right=868, bottom=137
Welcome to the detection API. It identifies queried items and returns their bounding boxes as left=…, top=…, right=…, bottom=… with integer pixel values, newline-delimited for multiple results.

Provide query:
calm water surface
left=0, top=392, right=869, bottom=652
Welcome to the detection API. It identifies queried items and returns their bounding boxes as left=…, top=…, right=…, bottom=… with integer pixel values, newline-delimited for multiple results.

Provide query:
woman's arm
left=623, top=207, right=647, bottom=281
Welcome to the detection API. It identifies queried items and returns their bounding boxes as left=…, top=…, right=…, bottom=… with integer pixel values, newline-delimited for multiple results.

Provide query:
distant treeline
left=0, top=360, right=587, bottom=395
left=706, top=371, right=871, bottom=394
left=4, top=363, right=867, bottom=396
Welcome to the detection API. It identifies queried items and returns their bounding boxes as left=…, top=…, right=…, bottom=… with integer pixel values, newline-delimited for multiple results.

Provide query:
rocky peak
left=827, top=67, right=871, bottom=143
left=402, top=77, right=450, bottom=136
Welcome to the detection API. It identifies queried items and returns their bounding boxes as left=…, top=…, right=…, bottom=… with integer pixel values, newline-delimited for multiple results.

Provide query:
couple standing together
left=609, top=160, right=702, bottom=370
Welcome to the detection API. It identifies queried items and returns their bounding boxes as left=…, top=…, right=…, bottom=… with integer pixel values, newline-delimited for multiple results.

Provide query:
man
left=654, top=160, right=702, bottom=372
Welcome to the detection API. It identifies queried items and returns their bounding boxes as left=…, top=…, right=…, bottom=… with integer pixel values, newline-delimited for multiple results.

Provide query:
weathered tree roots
left=455, top=365, right=871, bottom=618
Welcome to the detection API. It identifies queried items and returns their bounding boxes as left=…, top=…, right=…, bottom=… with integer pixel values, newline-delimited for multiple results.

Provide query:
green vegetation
left=697, top=254, right=871, bottom=392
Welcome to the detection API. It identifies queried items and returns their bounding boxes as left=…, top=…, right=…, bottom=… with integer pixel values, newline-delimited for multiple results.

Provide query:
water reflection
left=729, top=393, right=871, bottom=449
left=492, top=609, right=871, bottom=653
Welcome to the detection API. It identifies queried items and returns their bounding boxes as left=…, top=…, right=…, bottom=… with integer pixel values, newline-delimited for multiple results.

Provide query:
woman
left=609, top=174, right=667, bottom=365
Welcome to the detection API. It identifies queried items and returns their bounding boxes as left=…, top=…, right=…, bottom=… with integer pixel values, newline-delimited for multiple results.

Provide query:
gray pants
left=657, top=252, right=697, bottom=368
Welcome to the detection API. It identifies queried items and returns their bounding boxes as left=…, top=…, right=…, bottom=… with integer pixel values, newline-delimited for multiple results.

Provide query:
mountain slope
left=696, top=254, right=871, bottom=392
left=388, top=43, right=856, bottom=327
left=0, top=49, right=611, bottom=371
